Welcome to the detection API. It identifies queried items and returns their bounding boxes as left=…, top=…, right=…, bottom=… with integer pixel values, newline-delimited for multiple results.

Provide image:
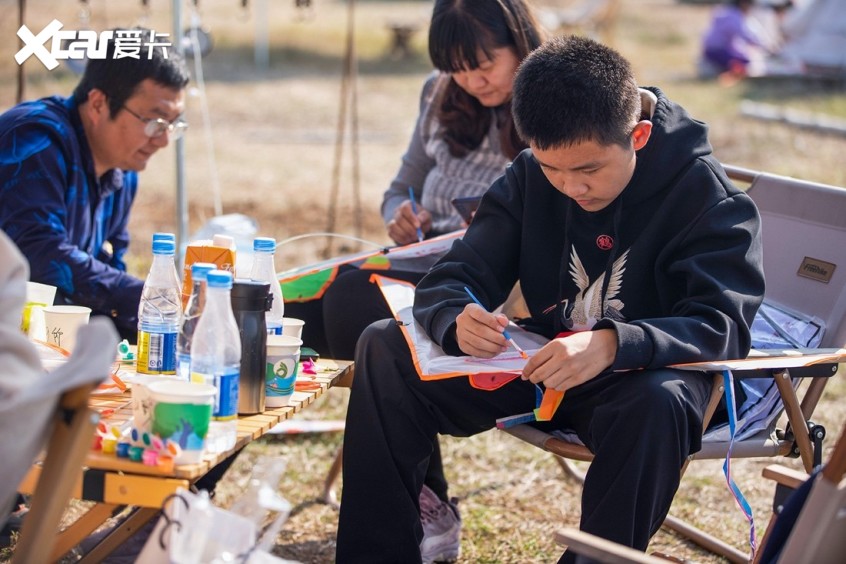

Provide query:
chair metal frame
left=763, top=420, right=846, bottom=563
left=554, top=420, right=846, bottom=564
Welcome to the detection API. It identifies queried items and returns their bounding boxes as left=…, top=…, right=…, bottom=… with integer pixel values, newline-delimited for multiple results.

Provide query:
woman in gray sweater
left=292, top=0, right=545, bottom=359
left=286, top=2, right=544, bottom=559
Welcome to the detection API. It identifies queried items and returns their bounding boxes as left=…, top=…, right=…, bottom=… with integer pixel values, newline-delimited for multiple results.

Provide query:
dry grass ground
left=1, top=0, right=845, bottom=562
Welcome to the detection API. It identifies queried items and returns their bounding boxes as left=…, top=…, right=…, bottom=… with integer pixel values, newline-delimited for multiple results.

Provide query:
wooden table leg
left=77, top=507, right=159, bottom=563
left=321, top=443, right=343, bottom=508
left=50, top=503, right=122, bottom=561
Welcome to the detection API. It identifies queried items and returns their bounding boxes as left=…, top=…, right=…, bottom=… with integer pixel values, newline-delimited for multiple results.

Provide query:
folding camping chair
left=502, top=164, right=846, bottom=562
left=554, top=419, right=846, bottom=564
left=7, top=318, right=119, bottom=564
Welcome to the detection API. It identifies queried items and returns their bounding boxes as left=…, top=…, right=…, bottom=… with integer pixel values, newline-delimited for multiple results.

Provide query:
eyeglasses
left=122, top=105, right=188, bottom=140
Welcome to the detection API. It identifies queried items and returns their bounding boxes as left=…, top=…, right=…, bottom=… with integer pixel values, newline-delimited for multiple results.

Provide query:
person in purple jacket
left=701, top=0, right=771, bottom=81
left=0, top=28, right=189, bottom=341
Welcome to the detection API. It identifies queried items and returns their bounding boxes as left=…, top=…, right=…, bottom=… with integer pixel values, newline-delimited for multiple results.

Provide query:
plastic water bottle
left=137, top=239, right=182, bottom=374
left=250, top=237, right=284, bottom=334
left=190, top=270, right=241, bottom=453
left=153, top=231, right=175, bottom=244
left=177, top=262, right=216, bottom=381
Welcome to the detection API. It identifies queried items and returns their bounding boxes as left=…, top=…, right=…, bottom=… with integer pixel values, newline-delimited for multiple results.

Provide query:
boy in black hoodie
left=336, top=36, right=765, bottom=563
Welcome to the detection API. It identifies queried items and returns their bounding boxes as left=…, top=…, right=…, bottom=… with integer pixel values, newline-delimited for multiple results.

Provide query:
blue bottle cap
left=153, top=232, right=176, bottom=243
left=152, top=240, right=175, bottom=255
left=207, top=270, right=233, bottom=289
left=253, top=237, right=277, bottom=253
left=191, top=262, right=217, bottom=281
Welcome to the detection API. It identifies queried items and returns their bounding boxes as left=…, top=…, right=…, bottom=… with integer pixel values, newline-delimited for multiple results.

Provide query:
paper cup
left=42, top=305, right=91, bottom=351
left=281, top=317, right=305, bottom=339
left=266, top=335, right=302, bottom=408
left=22, top=281, right=57, bottom=340
left=148, top=380, right=216, bottom=464
left=26, top=281, right=57, bottom=305
left=125, top=374, right=181, bottom=434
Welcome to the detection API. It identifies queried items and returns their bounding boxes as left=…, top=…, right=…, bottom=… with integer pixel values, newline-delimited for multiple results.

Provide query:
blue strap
left=495, top=384, right=544, bottom=429
left=722, top=369, right=757, bottom=558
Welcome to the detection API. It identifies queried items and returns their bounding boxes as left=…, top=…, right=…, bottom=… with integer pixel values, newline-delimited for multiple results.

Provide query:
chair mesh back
left=745, top=173, right=846, bottom=349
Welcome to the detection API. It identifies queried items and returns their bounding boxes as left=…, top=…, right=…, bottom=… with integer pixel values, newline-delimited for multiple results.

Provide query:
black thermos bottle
left=231, top=279, right=271, bottom=414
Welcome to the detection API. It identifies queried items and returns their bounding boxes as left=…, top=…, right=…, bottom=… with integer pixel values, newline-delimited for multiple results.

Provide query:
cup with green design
left=148, top=380, right=215, bottom=464
left=265, top=335, right=302, bottom=408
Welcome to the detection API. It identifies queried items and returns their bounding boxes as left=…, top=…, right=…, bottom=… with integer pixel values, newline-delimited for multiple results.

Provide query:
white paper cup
left=125, top=374, right=181, bottom=435
left=42, top=305, right=91, bottom=351
left=148, top=380, right=216, bottom=464
left=281, top=317, right=305, bottom=339
left=26, top=281, right=57, bottom=304
left=22, top=281, right=57, bottom=340
left=266, top=335, right=302, bottom=408
left=23, top=305, right=47, bottom=341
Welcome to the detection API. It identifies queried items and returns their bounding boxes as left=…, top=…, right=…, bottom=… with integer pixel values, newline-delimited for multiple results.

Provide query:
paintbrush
left=463, top=286, right=528, bottom=360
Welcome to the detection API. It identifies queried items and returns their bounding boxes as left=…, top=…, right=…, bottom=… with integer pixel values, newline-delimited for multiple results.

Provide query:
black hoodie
left=413, top=88, right=765, bottom=373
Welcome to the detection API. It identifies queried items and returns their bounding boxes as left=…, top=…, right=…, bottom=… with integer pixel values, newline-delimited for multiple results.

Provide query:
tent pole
left=17, top=0, right=26, bottom=104
left=173, top=0, right=187, bottom=269
left=255, top=0, right=269, bottom=70
left=324, top=0, right=359, bottom=258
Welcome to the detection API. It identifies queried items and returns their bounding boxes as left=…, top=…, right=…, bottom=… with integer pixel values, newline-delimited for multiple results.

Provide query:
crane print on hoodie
left=560, top=246, right=629, bottom=331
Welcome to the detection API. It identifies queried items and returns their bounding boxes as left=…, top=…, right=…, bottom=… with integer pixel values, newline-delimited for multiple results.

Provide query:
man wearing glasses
left=0, top=28, right=190, bottom=342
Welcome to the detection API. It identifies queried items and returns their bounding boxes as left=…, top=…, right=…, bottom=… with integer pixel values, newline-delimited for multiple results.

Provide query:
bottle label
left=176, top=353, right=191, bottom=381
left=137, top=330, right=178, bottom=374
left=193, top=368, right=239, bottom=421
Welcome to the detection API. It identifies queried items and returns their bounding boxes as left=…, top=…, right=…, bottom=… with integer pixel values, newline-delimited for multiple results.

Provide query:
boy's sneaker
left=419, top=484, right=461, bottom=563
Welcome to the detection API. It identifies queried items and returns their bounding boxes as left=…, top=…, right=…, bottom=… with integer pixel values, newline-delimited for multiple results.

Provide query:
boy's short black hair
left=512, top=36, right=641, bottom=150
left=73, top=27, right=190, bottom=118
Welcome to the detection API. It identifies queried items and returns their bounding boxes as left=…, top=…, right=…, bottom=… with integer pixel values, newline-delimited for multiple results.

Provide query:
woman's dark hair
left=428, top=0, right=545, bottom=159
left=73, top=27, right=190, bottom=117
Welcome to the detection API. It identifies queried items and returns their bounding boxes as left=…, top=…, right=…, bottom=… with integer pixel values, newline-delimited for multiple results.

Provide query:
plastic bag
left=137, top=456, right=294, bottom=563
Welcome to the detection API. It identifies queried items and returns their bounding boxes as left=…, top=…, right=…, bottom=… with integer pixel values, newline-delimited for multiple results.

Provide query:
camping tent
left=764, top=0, right=846, bottom=78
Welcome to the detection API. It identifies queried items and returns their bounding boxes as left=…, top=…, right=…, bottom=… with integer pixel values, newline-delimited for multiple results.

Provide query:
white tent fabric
left=764, top=0, right=846, bottom=77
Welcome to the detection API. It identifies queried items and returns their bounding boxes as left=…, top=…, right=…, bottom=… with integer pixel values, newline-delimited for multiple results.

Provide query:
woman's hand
left=455, top=303, right=510, bottom=358
left=521, top=329, right=617, bottom=391
left=387, top=200, right=432, bottom=245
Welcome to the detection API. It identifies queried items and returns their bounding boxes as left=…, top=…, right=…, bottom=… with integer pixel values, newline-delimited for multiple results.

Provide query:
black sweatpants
left=336, top=319, right=712, bottom=563
left=284, top=267, right=451, bottom=500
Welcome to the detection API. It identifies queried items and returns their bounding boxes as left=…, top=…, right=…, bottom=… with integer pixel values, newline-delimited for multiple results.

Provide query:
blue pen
left=408, top=186, right=424, bottom=243
left=463, top=286, right=528, bottom=359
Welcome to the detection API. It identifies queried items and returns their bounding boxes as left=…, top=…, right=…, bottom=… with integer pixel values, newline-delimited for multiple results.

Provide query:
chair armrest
left=822, top=421, right=846, bottom=483
left=554, top=528, right=667, bottom=563
left=762, top=464, right=808, bottom=490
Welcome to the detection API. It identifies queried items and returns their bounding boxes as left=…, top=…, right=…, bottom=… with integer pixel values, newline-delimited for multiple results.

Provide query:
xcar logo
left=15, top=20, right=171, bottom=70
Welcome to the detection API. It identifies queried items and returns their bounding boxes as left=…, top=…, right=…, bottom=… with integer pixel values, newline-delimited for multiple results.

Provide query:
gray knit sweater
left=381, top=73, right=512, bottom=235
